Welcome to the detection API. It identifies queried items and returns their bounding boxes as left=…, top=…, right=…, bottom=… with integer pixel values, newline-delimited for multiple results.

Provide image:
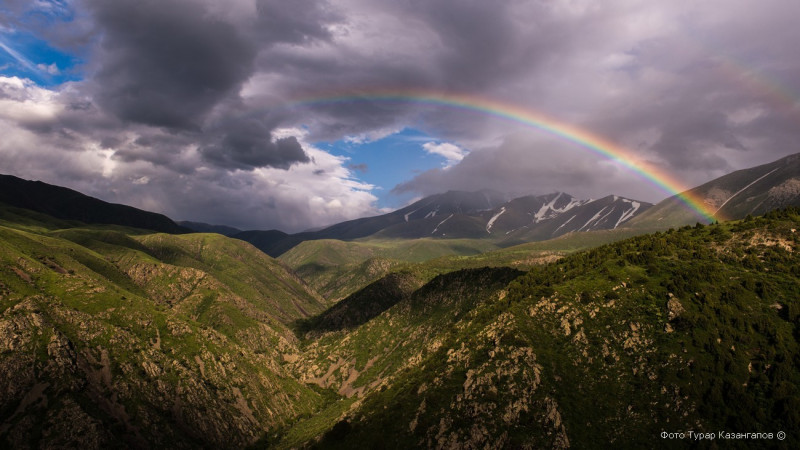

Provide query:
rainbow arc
left=283, top=88, right=718, bottom=222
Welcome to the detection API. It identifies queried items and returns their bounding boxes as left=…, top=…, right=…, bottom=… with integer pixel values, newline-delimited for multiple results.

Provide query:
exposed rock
left=666, top=298, right=684, bottom=321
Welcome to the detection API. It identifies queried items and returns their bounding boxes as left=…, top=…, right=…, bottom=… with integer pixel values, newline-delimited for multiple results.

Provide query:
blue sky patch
left=316, top=128, right=451, bottom=210
left=0, top=29, right=81, bottom=86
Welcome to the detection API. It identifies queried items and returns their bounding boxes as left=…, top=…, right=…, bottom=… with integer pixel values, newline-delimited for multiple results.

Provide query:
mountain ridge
left=0, top=174, right=189, bottom=234
left=630, top=152, right=800, bottom=228
left=237, top=190, right=652, bottom=256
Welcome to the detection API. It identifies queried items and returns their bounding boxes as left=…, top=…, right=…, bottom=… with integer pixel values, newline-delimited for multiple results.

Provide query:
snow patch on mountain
left=614, top=201, right=641, bottom=228
left=486, top=207, right=506, bottom=233
left=579, top=206, right=610, bottom=231
left=431, top=214, right=454, bottom=235
left=533, top=193, right=586, bottom=223
left=554, top=214, right=578, bottom=234
left=404, top=208, right=420, bottom=223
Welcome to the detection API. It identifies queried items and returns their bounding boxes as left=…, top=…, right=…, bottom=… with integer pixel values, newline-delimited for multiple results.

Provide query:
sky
left=1, top=0, right=799, bottom=232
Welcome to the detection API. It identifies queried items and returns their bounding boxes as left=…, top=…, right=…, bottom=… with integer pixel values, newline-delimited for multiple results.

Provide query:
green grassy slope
left=0, top=212, right=329, bottom=448
left=5, top=199, right=800, bottom=448
left=279, top=238, right=498, bottom=301
left=276, top=209, right=800, bottom=449
left=273, top=267, right=524, bottom=448
left=281, top=226, right=659, bottom=303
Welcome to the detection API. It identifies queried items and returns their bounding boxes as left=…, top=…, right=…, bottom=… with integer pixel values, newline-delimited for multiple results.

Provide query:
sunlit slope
left=0, top=214, right=328, bottom=448
left=278, top=237, right=498, bottom=301
left=630, top=152, right=800, bottom=229
left=277, top=210, right=800, bottom=449
left=280, top=227, right=658, bottom=302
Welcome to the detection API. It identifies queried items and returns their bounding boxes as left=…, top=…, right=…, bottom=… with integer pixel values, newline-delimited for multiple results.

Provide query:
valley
left=2, top=153, right=800, bottom=448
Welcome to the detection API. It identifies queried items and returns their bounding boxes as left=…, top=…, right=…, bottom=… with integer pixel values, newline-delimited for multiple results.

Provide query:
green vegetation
left=279, top=227, right=657, bottom=302
left=3, top=200, right=800, bottom=448
left=273, top=209, right=800, bottom=449
left=278, top=237, right=498, bottom=300
left=0, top=206, right=327, bottom=448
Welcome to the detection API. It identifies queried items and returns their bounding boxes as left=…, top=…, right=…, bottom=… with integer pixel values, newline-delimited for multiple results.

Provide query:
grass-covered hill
left=278, top=237, right=499, bottom=301
left=3, top=197, right=800, bottom=448
left=271, top=209, right=800, bottom=449
left=0, top=203, right=329, bottom=448
left=0, top=174, right=189, bottom=234
left=278, top=226, right=659, bottom=303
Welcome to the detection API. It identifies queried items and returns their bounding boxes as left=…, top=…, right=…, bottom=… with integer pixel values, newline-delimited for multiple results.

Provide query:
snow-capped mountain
left=485, top=193, right=651, bottom=242
left=374, top=191, right=651, bottom=240
left=233, top=189, right=651, bottom=256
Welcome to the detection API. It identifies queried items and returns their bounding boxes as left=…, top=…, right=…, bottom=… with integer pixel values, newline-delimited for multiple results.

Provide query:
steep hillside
left=0, top=212, right=328, bottom=448
left=0, top=174, right=189, bottom=234
left=278, top=238, right=497, bottom=301
left=4, top=196, right=800, bottom=448
left=274, top=209, right=800, bottom=449
left=630, top=152, right=800, bottom=228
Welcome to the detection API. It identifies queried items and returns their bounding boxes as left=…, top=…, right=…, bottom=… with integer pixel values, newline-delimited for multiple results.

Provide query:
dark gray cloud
left=253, top=0, right=338, bottom=44
left=77, top=0, right=340, bottom=171
left=200, top=124, right=309, bottom=170
left=3, top=0, right=800, bottom=230
left=87, top=0, right=256, bottom=129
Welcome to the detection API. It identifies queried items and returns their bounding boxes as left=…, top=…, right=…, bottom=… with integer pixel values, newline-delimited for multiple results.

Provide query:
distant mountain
left=178, top=220, right=242, bottom=236
left=382, top=192, right=651, bottom=242
left=232, top=229, right=292, bottom=255
left=234, top=190, right=507, bottom=256
left=238, top=190, right=651, bottom=256
left=0, top=174, right=189, bottom=234
left=630, top=152, right=800, bottom=228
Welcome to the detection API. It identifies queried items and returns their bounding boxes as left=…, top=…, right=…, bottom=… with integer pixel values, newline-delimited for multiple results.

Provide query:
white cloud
left=36, top=62, right=60, bottom=75
left=422, top=141, right=468, bottom=168
left=0, top=79, right=383, bottom=231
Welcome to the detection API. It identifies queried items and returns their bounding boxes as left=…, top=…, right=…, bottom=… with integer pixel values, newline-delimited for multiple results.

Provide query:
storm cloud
left=2, top=0, right=800, bottom=230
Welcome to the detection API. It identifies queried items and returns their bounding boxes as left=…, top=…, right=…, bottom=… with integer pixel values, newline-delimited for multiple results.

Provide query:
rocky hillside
left=270, top=209, right=800, bottom=449
left=3, top=199, right=800, bottom=448
left=0, top=204, right=328, bottom=448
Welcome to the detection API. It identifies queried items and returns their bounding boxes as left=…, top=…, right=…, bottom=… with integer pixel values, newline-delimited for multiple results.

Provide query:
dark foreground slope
left=276, top=209, right=800, bottom=449
left=0, top=174, right=189, bottom=234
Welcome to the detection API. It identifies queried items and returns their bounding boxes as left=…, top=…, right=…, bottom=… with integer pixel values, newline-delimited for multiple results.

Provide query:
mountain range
left=222, top=152, right=800, bottom=256
left=1, top=153, right=800, bottom=448
left=1, top=185, right=799, bottom=447
left=226, top=191, right=652, bottom=257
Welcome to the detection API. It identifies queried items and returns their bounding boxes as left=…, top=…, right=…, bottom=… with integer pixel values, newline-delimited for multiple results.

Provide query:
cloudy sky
left=1, top=0, right=799, bottom=231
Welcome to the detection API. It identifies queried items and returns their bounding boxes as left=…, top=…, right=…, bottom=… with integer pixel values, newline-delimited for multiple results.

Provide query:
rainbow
left=283, top=88, right=717, bottom=222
